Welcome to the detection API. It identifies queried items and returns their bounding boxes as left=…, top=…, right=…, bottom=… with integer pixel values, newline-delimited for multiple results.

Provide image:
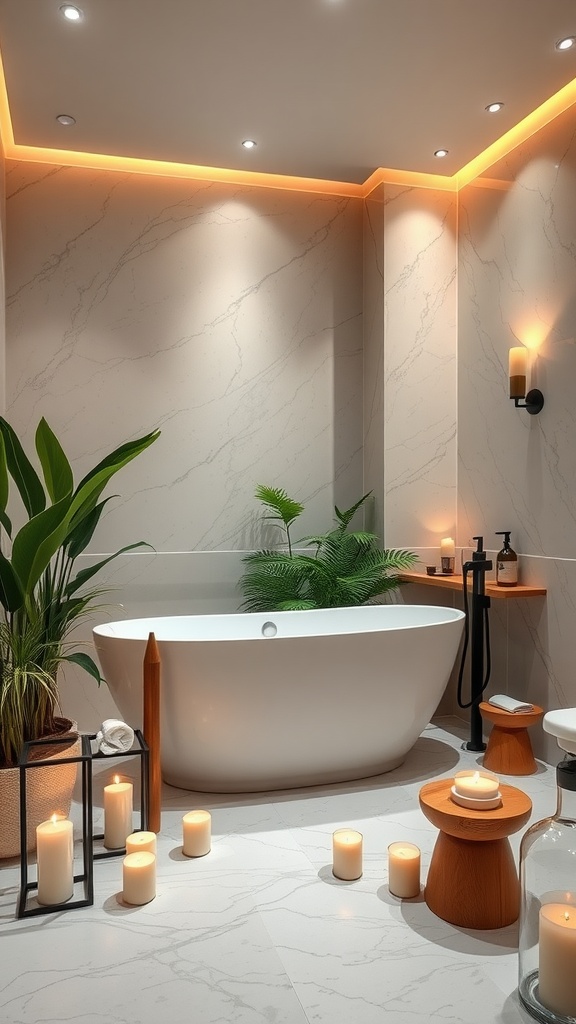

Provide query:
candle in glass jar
left=122, top=851, right=156, bottom=905
left=509, top=346, right=527, bottom=398
left=182, top=810, right=211, bottom=857
left=332, top=829, right=363, bottom=880
left=126, top=831, right=157, bottom=856
left=104, top=776, right=133, bottom=850
left=440, top=537, right=455, bottom=558
left=454, top=771, right=499, bottom=800
left=539, top=903, right=576, bottom=1018
left=36, top=815, right=74, bottom=906
left=388, top=842, right=421, bottom=898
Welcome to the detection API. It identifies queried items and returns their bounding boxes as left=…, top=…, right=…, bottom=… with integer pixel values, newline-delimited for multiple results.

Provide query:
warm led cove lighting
left=242, top=140, right=257, bottom=149
left=434, top=149, right=449, bottom=158
left=59, top=4, right=83, bottom=20
left=56, top=114, right=76, bottom=126
left=486, top=102, right=504, bottom=113
left=556, top=36, right=575, bottom=50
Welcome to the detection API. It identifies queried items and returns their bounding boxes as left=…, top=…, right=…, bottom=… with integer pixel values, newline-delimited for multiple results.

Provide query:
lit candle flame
left=114, top=775, right=120, bottom=785
left=472, top=772, right=480, bottom=784
left=51, top=813, right=58, bottom=825
left=564, top=911, right=571, bottom=922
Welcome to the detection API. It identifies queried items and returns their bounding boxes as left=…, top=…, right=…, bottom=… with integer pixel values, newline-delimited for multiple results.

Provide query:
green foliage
left=240, top=487, right=417, bottom=612
left=0, top=417, right=160, bottom=766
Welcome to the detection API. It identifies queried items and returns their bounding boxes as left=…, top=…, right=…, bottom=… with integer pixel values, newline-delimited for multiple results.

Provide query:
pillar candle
left=36, top=815, right=74, bottom=906
left=332, top=828, right=363, bottom=880
left=388, top=842, right=421, bottom=898
left=454, top=771, right=499, bottom=800
left=538, top=903, right=576, bottom=1017
left=509, top=346, right=527, bottom=398
left=182, top=810, right=211, bottom=857
left=122, top=851, right=156, bottom=905
left=103, top=776, right=133, bottom=850
left=440, top=537, right=455, bottom=558
left=126, top=831, right=157, bottom=856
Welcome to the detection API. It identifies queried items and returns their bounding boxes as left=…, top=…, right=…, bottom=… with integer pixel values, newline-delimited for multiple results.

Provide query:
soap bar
left=488, top=694, right=534, bottom=714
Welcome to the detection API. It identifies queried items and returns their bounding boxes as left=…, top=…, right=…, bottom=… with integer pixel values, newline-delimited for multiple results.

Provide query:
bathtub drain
left=261, top=621, right=277, bottom=638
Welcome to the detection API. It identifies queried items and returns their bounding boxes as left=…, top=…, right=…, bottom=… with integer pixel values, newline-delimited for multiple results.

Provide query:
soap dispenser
left=518, top=710, right=576, bottom=1022
left=495, top=531, right=518, bottom=587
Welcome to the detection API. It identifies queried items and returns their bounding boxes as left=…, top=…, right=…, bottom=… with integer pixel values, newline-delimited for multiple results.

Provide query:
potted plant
left=240, top=485, right=417, bottom=611
left=0, top=416, right=160, bottom=857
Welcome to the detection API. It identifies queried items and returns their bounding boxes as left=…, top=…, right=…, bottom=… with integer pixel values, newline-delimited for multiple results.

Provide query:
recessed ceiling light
left=485, top=102, right=504, bottom=113
left=56, top=114, right=76, bottom=126
left=556, top=36, right=575, bottom=50
left=242, top=140, right=257, bottom=149
left=59, top=4, right=83, bottom=20
left=434, top=149, right=448, bottom=158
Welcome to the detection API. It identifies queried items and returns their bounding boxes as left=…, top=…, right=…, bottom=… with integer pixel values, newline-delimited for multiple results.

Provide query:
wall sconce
left=509, top=347, right=544, bottom=415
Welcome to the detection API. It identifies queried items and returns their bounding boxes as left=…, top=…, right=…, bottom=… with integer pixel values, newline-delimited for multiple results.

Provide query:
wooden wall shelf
left=398, top=571, right=546, bottom=600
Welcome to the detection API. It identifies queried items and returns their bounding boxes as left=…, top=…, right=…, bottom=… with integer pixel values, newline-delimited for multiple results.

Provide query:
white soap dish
left=450, top=786, right=503, bottom=811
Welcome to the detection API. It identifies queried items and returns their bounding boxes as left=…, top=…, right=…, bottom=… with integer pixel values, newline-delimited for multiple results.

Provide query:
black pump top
left=496, top=531, right=512, bottom=549
left=557, top=758, right=576, bottom=791
left=472, top=535, right=484, bottom=561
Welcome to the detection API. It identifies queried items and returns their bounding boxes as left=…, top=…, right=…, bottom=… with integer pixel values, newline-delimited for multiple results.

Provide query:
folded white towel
left=488, top=694, right=534, bottom=714
left=96, top=719, right=135, bottom=755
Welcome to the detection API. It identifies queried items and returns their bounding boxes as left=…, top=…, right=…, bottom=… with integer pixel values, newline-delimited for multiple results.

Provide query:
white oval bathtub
left=93, top=604, right=464, bottom=793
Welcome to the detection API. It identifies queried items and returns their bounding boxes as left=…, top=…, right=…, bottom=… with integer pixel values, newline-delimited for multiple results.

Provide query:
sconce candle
left=103, top=776, right=133, bottom=850
left=538, top=903, right=576, bottom=1018
left=388, top=842, right=421, bottom=898
left=509, top=346, right=527, bottom=398
left=122, top=851, right=156, bottom=905
left=182, top=810, right=211, bottom=857
left=36, top=815, right=74, bottom=906
left=126, top=831, right=157, bottom=856
left=332, top=828, right=363, bottom=880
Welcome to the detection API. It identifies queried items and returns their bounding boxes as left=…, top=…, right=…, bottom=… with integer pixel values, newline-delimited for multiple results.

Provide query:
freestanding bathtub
left=93, top=604, right=464, bottom=793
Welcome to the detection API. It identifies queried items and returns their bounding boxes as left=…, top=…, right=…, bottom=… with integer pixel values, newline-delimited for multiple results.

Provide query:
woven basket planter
left=0, top=718, right=80, bottom=860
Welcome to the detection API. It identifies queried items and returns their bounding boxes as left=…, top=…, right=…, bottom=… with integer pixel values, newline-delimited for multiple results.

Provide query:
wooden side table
left=419, top=779, right=532, bottom=930
left=479, top=702, right=544, bottom=775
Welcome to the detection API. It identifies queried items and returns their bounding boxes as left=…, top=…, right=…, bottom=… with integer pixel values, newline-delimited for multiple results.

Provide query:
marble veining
left=0, top=719, right=554, bottom=1023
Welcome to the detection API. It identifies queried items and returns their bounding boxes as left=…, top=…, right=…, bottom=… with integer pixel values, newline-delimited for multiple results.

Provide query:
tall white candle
left=126, top=831, right=157, bottom=856
left=539, top=903, right=576, bottom=1017
left=509, top=346, right=527, bottom=398
left=36, top=815, right=74, bottom=906
left=104, top=776, right=133, bottom=850
left=122, top=851, right=156, bottom=905
left=388, top=842, right=421, bottom=898
left=332, top=829, right=363, bottom=880
left=440, top=537, right=455, bottom=558
left=182, top=810, right=211, bottom=857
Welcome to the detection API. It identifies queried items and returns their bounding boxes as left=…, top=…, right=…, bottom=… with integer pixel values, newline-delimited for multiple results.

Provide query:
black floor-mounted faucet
left=459, top=536, right=492, bottom=751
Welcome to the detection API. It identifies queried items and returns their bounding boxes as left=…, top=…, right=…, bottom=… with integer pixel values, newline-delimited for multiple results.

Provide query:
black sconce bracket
left=513, top=388, right=544, bottom=415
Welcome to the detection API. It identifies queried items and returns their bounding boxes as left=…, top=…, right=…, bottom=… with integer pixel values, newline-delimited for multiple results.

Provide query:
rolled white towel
left=96, top=719, right=135, bottom=755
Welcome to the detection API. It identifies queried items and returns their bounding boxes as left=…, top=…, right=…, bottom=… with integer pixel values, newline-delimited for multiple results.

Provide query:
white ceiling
left=0, top=0, right=575, bottom=184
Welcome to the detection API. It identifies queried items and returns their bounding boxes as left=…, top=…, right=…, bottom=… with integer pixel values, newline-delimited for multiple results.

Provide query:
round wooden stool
left=479, top=702, right=544, bottom=775
left=419, top=779, right=532, bottom=930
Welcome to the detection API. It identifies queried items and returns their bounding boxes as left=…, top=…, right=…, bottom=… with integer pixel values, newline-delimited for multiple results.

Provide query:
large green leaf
left=11, top=497, right=72, bottom=598
left=68, top=430, right=160, bottom=525
left=65, top=541, right=153, bottom=597
left=62, top=652, right=104, bottom=685
left=65, top=496, right=116, bottom=560
left=35, top=418, right=74, bottom=504
left=0, top=550, right=24, bottom=613
left=254, top=485, right=304, bottom=529
left=0, top=433, right=12, bottom=537
left=0, top=417, right=46, bottom=518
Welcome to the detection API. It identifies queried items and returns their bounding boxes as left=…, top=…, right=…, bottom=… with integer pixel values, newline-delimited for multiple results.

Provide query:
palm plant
left=240, top=484, right=417, bottom=612
left=0, top=416, right=160, bottom=767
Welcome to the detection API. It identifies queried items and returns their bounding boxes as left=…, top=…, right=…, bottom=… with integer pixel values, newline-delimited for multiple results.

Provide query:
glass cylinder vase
left=519, top=757, right=576, bottom=1023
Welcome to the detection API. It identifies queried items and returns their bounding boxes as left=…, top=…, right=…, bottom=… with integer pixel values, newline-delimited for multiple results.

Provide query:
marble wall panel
left=382, top=184, right=457, bottom=550
left=6, top=161, right=363, bottom=555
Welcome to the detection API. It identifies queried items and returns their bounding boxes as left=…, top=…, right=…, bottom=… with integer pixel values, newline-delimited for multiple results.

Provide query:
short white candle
left=539, top=903, right=576, bottom=1017
left=182, top=810, right=211, bottom=857
left=509, top=346, right=527, bottom=379
left=126, top=831, right=157, bottom=856
left=388, top=842, right=421, bottom=898
left=36, top=815, right=74, bottom=906
left=332, top=828, right=363, bottom=880
left=122, top=851, right=156, bottom=906
left=440, top=537, right=455, bottom=558
left=454, top=771, right=499, bottom=800
left=103, top=776, right=133, bottom=850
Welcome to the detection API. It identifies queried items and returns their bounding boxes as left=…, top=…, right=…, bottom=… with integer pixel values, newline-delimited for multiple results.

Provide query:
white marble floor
left=0, top=718, right=556, bottom=1024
